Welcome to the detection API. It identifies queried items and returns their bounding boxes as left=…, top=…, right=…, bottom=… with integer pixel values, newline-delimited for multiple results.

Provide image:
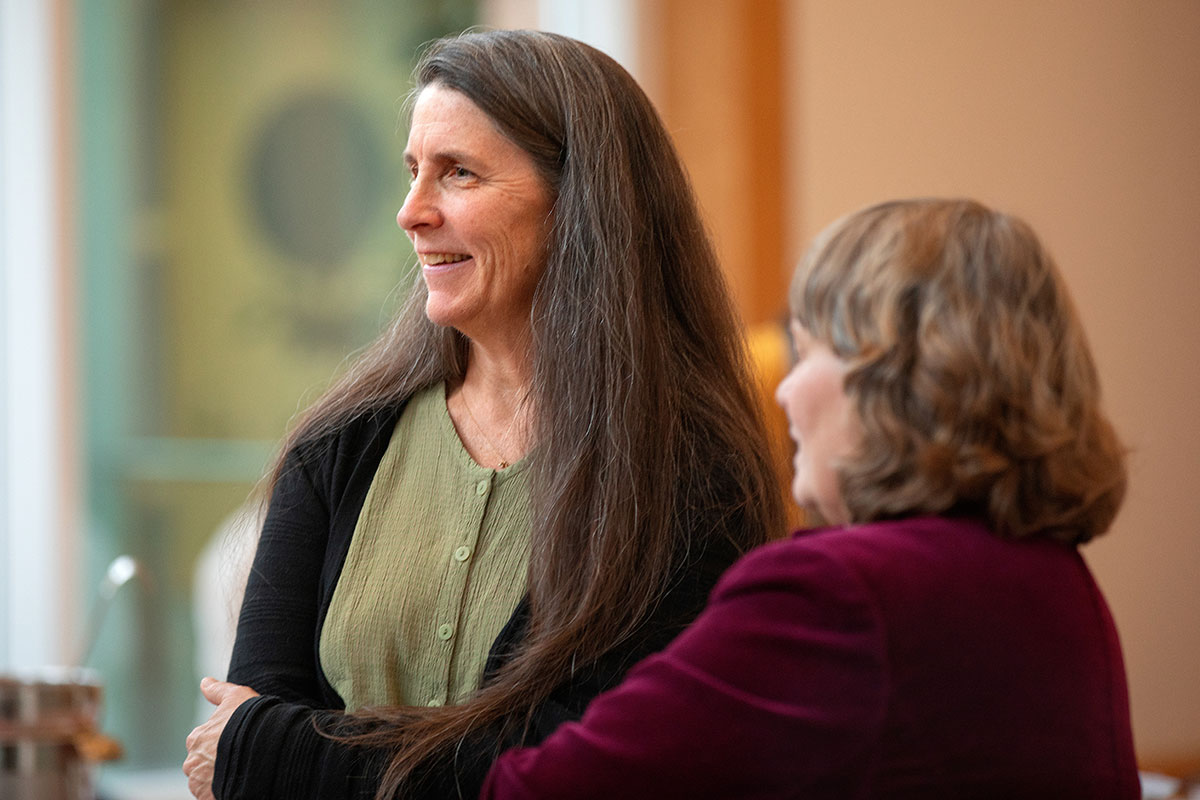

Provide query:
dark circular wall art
left=247, top=90, right=386, bottom=268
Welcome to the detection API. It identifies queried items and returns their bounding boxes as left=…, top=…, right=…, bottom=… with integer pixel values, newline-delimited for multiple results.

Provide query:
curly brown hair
left=790, top=198, right=1125, bottom=544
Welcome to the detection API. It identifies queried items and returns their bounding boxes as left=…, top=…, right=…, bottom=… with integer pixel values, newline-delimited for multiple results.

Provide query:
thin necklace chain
left=460, top=389, right=524, bottom=469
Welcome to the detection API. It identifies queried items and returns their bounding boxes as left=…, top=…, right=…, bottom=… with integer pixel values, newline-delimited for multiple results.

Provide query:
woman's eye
left=452, top=165, right=473, bottom=179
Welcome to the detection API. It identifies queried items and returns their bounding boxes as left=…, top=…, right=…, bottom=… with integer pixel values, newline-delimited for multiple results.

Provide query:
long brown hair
left=791, top=198, right=1126, bottom=543
left=270, top=30, right=782, bottom=795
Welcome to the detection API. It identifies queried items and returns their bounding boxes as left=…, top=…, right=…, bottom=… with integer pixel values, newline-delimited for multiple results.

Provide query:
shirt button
left=476, top=479, right=489, bottom=496
left=454, top=545, right=471, bottom=562
left=437, top=623, right=454, bottom=641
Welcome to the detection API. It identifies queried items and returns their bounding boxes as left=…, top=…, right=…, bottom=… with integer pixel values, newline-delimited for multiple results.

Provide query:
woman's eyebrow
left=404, top=149, right=476, bottom=168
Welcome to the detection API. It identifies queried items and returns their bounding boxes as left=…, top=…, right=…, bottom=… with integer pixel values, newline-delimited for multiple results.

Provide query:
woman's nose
left=775, top=368, right=795, bottom=409
left=396, top=180, right=440, bottom=232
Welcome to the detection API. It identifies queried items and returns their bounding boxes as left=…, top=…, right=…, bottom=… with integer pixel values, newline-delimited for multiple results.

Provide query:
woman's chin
left=423, top=296, right=473, bottom=330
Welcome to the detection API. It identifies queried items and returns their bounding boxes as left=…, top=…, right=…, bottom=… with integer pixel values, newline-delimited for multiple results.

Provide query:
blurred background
left=2, top=0, right=1198, bottom=797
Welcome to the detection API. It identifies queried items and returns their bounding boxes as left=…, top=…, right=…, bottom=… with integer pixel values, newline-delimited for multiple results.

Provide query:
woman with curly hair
left=480, top=198, right=1138, bottom=799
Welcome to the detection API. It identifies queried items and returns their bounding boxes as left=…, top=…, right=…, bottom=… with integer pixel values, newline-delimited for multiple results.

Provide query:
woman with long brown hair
left=182, top=29, right=784, bottom=800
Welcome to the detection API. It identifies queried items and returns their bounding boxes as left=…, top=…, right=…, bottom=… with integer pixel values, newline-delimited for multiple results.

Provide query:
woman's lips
left=420, top=252, right=473, bottom=276
left=420, top=252, right=470, bottom=265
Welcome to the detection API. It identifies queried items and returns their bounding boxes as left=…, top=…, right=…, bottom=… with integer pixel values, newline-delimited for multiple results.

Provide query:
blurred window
left=73, top=0, right=477, bottom=781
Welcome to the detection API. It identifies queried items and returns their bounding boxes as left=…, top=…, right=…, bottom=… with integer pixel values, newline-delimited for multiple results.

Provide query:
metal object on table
left=77, top=555, right=142, bottom=668
left=1, top=555, right=137, bottom=799
left=0, top=666, right=121, bottom=800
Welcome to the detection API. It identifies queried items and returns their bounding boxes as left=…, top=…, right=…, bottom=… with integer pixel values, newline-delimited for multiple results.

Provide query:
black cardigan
left=214, top=404, right=748, bottom=799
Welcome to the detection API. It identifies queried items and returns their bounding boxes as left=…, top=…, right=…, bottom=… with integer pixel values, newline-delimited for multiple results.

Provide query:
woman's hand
left=183, top=677, right=260, bottom=800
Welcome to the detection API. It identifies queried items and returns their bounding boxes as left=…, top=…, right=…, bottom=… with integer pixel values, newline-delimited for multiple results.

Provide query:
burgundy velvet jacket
left=482, top=516, right=1139, bottom=799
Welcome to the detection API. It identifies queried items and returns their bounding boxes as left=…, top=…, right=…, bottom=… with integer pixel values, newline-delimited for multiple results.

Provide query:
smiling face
left=774, top=323, right=863, bottom=525
left=397, top=84, right=555, bottom=343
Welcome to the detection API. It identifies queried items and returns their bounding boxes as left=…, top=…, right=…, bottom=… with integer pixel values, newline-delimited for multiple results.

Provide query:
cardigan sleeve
left=225, top=447, right=335, bottom=705
left=479, top=537, right=890, bottom=800
left=214, top=695, right=387, bottom=800
left=215, top=425, right=379, bottom=800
